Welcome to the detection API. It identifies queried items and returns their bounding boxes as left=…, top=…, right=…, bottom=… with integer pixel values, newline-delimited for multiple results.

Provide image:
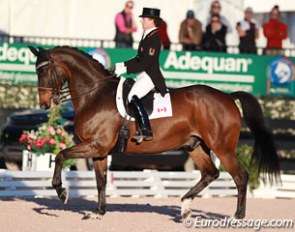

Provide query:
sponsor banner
left=268, top=56, right=295, bottom=96
left=0, top=43, right=36, bottom=85
left=160, top=51, right=265, bottom=94
left=0, top=43, right=294, bottom=96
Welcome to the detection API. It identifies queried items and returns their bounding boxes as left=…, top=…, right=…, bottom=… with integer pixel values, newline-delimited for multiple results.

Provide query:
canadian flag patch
left=157, top=107, right=167, bottom=112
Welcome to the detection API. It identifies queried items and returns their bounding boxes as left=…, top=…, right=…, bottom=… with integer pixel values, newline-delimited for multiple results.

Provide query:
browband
left=36, top=61, right=52, bottom=70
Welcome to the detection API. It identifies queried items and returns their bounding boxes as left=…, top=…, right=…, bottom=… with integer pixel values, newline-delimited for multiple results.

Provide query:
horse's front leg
left=51, top=141, right=108, bottom=204
left=52, top=152, right=68, bottom=203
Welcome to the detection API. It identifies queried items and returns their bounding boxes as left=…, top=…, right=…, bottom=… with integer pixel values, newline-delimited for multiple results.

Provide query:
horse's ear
left=38, top=46, right=46, bottom=52
left=28, top=46, right=39, bottom=57
left=37, top=46, right=50, bottom=59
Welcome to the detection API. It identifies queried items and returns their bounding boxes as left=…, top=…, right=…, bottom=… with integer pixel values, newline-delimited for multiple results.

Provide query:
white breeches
left=127, top=71, right=155, bottom=102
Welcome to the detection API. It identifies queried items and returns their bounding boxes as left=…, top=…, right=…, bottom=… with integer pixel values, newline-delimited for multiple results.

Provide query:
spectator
left=114, top=0, right=137, bottom=48
left=179, top=10, right=203, bottom=51
left=263, top=5, right=288, bottom=56
left=158, top=19, right=171, bottom=49
left=0, top=30, right=9, bottom=43
left=206, top=0, right=232, bottom=33
left=202, top=13, right=227, bottom=52
left=236, top=7, right=259, bottom=54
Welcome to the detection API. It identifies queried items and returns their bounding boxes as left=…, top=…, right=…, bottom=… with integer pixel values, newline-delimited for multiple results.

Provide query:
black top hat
left=139, top=8, right=161, bottom=19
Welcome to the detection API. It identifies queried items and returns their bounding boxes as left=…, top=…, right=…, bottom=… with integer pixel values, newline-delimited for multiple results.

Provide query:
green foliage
left=0, top=85, right=39, bottom=108
left=259, top=96, right=295, bottom=119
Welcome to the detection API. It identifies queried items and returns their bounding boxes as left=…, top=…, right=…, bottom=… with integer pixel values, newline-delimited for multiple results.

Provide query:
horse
left=29, top=45, right=280, bottom=219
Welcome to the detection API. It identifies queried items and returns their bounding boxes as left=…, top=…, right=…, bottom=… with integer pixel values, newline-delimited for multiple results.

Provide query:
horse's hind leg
left=181, top=146, right=219, bottom=219
left=217, top=152, right=249, bottom=219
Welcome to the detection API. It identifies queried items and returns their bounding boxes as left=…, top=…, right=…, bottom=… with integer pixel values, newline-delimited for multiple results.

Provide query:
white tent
left=0, top=0, right=243, bottom=44
left=244, top=0, right=295, bottom=13
left=0, top=0, right=294, bottom=46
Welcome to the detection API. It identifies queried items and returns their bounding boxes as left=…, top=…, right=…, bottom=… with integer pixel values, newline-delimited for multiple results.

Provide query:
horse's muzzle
left=40, top=103, right=50, bottom=110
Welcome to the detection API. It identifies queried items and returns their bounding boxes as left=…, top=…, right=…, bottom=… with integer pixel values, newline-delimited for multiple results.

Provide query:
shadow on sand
left=1, top=197, right=230, bottom=222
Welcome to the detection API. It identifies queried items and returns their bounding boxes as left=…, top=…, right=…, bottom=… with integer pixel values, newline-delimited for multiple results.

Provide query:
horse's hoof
left=82, top=213, right=101, bottom=220
left=234, top=211, right=245, bottom=219
left=97, top=207, right=106, bottom=216
left=181, top=209, right=192, bottom=219
left=82, top=210, right=105, bottom=220
left=181, top=198, right=192, bottom=219
left=59, top=188, right=69, bottom=204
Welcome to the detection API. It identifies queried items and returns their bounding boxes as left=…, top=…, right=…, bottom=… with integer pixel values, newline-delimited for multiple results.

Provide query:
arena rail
left=0, top=170, right=294, bottom=199
left=1, top=35, right=295, bottom=56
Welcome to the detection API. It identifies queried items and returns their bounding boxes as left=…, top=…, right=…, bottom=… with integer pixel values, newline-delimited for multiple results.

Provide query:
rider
left=115, top=7, right=167, bottom=143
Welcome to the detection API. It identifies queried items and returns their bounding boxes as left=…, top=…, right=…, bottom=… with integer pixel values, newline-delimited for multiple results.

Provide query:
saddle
left=122, top=78, right=155, bottom=118
left=115, top=77, right=172, bottom=153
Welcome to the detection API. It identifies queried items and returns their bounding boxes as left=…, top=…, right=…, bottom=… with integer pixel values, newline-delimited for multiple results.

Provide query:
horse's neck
left=68, top=65, right=101, bottom=88
left=68, top=73, right=119, bottom=112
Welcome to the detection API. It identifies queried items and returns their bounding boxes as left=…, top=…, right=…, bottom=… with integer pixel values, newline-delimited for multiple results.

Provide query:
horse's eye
left=37, top=68, right=47, bottom=76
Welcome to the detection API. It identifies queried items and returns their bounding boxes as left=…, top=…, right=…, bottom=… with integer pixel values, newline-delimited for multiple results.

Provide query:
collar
left=142, top=27, right=157, bottom=40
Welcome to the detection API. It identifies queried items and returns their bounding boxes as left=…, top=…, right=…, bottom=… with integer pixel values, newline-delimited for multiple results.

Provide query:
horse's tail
left=230, top=91, right=281, bottom=184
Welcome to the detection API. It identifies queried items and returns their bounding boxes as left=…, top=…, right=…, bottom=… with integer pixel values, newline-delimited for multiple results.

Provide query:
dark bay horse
left=29, top=46, right=280, bottom=219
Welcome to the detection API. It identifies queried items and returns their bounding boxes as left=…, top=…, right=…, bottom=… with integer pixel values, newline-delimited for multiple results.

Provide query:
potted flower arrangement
left=19, top=106, right=75, bottom=170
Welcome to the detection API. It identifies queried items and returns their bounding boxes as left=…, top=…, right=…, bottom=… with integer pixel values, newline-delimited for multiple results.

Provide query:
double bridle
left=36, top=57, right=116, bottom=104
left=36, top=59, right=66, bottom=104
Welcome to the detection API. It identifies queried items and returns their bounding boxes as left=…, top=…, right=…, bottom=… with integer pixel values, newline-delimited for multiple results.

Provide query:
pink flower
left=48, top=138, right=56, bottom=145
left=59, top=143, right=66, bottom=150
left=27, top=144, right=32, bottom=150
left=48, top=126, right=56, bottom=135
left=35, top=138, right=45, bottom=148
left=19, top=134, right=28, bottom=143
left=56, top=128, right=62, bottom=135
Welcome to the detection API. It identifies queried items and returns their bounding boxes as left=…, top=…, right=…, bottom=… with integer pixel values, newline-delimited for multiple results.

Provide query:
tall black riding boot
left=130, top=95, right=153, bottom=143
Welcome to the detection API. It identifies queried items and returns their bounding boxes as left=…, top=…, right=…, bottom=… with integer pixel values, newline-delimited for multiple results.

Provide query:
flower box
left=22, top=150, right=55, bottom=171
left=19, top=106, right=75, bottom=171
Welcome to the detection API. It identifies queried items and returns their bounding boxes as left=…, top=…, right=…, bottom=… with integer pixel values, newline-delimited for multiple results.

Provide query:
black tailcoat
left=124, top=29, right=167, bottom=96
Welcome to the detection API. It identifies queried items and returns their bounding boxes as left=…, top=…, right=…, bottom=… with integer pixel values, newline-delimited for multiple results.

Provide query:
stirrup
left=131, top=131, right=153, bottom=143
left=131, top=131, right=144, bottom=144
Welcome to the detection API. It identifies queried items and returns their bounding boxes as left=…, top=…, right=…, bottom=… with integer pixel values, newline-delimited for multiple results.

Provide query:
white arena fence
left=0, top=170, right=294, bottom=199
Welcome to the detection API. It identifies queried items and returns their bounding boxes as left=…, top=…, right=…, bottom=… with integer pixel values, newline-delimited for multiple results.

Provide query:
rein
left=60, top=76, right=115, bottom=102
left=36, top=58, right=115, bottom=103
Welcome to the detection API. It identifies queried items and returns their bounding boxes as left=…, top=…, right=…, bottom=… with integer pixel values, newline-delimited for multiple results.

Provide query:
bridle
left=36, top=58, right=65, bottom=104
left=36, top=56, right=116, bottom=104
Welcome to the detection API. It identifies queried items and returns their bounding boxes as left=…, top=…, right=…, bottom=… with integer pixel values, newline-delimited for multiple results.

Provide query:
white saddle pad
left=116, top=77, right=173, bottom=120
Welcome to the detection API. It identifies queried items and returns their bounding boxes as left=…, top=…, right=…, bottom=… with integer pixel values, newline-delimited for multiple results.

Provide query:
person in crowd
left=114, top=0, right=137, bottom=48
left=206, top=0, right=232, bottom=33
left=114, top=8, right=167, bottom=143
left=0, top=30, right=9, bottom=43
left=263, top=5, right=288, bottom=56
left=178, top=10, right=203, bottom=51
left=236, top=7, right=259, bottom=54
left=158, top=19, right=171, bottom=49
left=202, top=13, right=227, bottom=52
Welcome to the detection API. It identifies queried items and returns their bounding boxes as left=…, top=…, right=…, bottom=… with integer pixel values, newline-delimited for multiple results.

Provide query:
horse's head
left=29, top=46, right=66, bottom=109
